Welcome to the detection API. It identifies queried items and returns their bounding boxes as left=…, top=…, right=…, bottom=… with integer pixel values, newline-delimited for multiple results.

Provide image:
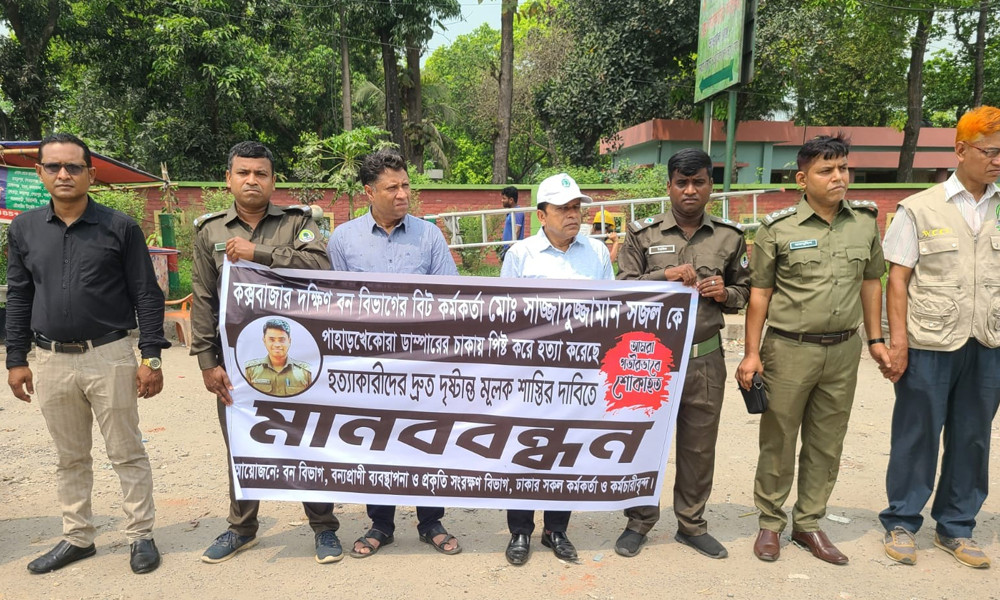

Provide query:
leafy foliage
left=92, top=188, right=147, bottom=225
left=293, top=126, right=395, bottom=216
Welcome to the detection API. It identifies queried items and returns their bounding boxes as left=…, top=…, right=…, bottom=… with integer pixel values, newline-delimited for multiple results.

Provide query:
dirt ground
left=1, top=337, right=998, bottom=600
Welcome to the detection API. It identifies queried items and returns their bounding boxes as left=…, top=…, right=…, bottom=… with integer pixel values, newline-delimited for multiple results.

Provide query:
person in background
left=592, top=209, right=622, bottom=264
left=499, top=185, right=525, bottom=261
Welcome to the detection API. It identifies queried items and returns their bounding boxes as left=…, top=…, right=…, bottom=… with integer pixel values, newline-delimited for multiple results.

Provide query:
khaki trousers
left=624, top=350, right=726, bottom=536
left=34, top=337, right=155, bottom=546
left=754, top=332, right=861, bottom=533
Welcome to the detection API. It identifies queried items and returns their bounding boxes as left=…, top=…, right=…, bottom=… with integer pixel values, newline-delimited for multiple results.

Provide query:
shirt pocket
left=908, top=296, right=960, bottom=347
left=250, top=378, right=274, bottom=394
left=692, top=248, right=728, bottom=279
left=845, top=246, right=870, bottom=280
left=646, top=251, right=680, bottom=273
left=787, top=248, right=823, bottom=281
left=916, top=236, right=960, bottom=285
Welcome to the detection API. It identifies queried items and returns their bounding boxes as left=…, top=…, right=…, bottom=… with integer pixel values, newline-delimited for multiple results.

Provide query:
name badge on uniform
left=214, top=242, right=226, bottom=252
left=789, top=239, right=818, bottom=250
left=649, top=245, right=676, bottom=255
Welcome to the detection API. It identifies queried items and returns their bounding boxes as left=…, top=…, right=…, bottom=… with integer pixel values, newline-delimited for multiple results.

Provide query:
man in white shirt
left=499, top=173, right=612, bottom=565
left=500, top=174, right=613, bottom=281
left=879, top=105, right=1000, bottom=569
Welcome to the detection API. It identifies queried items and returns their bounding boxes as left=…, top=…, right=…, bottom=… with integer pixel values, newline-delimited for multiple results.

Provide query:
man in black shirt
left=5, top=133, right=169, bottom=575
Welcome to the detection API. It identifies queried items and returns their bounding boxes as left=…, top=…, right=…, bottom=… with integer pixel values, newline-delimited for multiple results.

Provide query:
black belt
left=34, top=330, right=129, bottom=354
left=770, top=327, right=857, bottom=346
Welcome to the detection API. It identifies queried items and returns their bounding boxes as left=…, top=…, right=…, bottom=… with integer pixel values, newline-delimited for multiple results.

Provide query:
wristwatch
left=141, top=357, right=162, bottom=370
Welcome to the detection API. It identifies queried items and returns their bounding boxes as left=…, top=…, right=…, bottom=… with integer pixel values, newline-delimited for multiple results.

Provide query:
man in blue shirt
left=326, top=148, right=461, bottom=559
left=499, top=172, right=613, bottom=565
left=499, top=185, right=525, bottom=261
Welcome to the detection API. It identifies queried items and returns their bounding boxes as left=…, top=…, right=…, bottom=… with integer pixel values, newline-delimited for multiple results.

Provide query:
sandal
left=350, top=528, right=394, bottom=559
left=418, top=523, right=462, bottom=555
left=615, top=528, right=648, bottom=557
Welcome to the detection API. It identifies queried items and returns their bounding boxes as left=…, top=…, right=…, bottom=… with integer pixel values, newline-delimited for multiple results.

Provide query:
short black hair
left=797, top=134, right=851, bottom=171
left=360, top=148, right=407, bottom=187
left=501, top=186, right=519, bottom=202
left=263, top=318, right=291, bottom=337
left=38, top=133, right=92, bottom=167
left=667, top=148, right=713, bottom=182
left=228, top=141, right=274, bottom=172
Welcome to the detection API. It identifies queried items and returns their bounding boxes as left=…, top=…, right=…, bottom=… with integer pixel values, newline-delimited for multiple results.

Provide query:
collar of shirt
left=944, top=172, right=999, bottom=205
left=530, top=227, right=587, bottom=254
left=794, top=195, right=858, bottom=225
left=43, top=196, right=100, bottom=225
left=220, top=201, right=285, bottom=226
left=659, top=209, right=715, bottom=234
left=360, top=210, right=411, bottom=236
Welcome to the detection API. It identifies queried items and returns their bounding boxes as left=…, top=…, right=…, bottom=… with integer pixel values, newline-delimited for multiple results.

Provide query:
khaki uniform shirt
left=618, top=211, right=751, bottom=343
left=244, top=356, right=313, bottom=396
left=750, top=197, right=884, bottom=333
left=190, top=203, right=329, bottom=370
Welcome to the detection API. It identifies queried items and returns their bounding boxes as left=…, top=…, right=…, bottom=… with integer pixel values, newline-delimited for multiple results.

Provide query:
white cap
left=537, top=173, right=592, bottom=206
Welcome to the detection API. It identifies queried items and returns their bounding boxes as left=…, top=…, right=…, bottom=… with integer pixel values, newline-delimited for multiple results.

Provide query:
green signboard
left=694, top=0, right=746, bottom=103
left=0, top=166, right=50, bottom=211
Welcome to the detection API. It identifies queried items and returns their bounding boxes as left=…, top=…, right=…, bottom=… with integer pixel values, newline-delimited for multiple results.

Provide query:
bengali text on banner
left=219, top=261, right=698, bottom=511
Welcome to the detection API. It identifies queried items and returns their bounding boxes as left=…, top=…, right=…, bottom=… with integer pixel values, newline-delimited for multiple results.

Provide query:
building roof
left=1, top=141, right=162, bottom=184
left=603, top=119, right=959, bottom=169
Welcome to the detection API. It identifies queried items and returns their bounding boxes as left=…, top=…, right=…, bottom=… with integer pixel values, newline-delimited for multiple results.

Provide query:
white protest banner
left=219, top=261, right=697, bottom=511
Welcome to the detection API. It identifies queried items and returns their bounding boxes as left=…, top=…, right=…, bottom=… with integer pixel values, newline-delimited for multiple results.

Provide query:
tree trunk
left=973, top=0, right=987, bottom=107
left=404, top=33, right=425, bottom=172
left=491, top=0, right=516, bottom=185
left=340, top=4, right=352, bottom=131
left=379, top=27, right=405, bottom=152
left=897, top=10, right=932, bottom=184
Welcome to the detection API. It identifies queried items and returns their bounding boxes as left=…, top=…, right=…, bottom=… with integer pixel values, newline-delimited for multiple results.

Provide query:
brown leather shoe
left=791, top=530, right=848, bottom=565
left=753, top=529, right=780, bottom=562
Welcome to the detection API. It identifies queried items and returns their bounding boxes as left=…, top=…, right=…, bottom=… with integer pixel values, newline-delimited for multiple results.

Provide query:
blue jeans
left=879, top=339, right=1000, bottom=538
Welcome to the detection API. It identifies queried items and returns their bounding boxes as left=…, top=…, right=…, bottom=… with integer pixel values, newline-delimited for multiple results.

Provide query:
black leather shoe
left=541, top=530, right=578, bottom=561
left=505, top=534, right=531, bottom=565
left=130, top=538, right=161, bottom=574
left=27, top=540, right=97, bottom=573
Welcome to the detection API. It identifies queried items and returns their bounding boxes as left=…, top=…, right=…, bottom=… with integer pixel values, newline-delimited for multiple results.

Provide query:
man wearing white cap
left=499, top=173, right=613, bottom=565
left=500, top=173, right=613, bottom=281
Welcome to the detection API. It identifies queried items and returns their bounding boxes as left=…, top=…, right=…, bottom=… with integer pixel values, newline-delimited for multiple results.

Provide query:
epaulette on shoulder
left=290, top=359, right=312, bottom=370
left=849, top=199, right=879, bottom=214
left=627, top=214, right=665, bottom=233
left=243, top=357, right=267, bottom=369
left=761, top=206, right=797, bottom=226
left=283, top=204, right=312, bottom=215
left=710, top=215, right=744, bottom=232
left=193, top=211, right=226, bottom=229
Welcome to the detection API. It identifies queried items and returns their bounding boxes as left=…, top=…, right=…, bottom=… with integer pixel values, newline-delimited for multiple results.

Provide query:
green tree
left=534, top=0, right=701, bottom=165
left=0, top=0, right=66, bottom=138
left=294, top=126, right=395, bottom=217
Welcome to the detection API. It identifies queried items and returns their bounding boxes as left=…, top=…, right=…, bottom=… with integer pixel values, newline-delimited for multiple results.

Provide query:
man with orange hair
left=879, top=105, right=1000, bottom=569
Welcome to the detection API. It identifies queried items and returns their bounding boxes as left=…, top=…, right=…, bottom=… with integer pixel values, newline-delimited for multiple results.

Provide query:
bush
left=201, top=188, right=232, bottom=212
left=92, top=189, right=148, bottom=226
